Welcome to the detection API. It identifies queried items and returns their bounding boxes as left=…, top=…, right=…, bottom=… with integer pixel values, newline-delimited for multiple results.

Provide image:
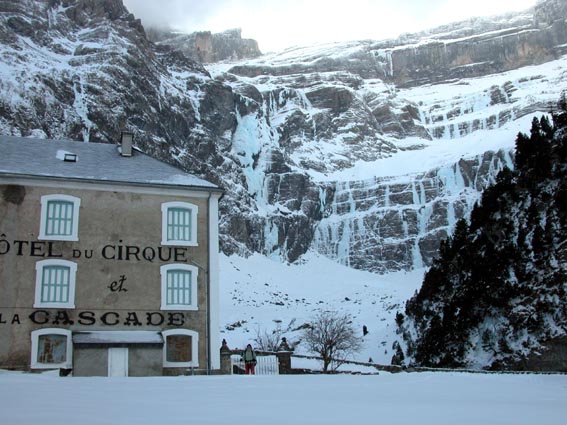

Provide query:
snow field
left=1, top=369, right=565, bottom=425
left=219, top=252, right=426, bottom=365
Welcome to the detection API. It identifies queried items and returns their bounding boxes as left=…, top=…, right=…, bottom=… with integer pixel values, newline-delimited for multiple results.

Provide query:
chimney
left=120, top=131, right=134, bottom=157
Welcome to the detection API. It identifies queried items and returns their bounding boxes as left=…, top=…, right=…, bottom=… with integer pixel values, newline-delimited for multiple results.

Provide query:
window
left=162, top=329, right=198, bottom=368
left=160, top=264, right=198, bottom=311
left=161, top=201, right=198, bottom=246
left=34, top=259, right=77, bottom=309
left=39, top=194, right=81, bottom=241
left=31, top=329, right=72, bottom=369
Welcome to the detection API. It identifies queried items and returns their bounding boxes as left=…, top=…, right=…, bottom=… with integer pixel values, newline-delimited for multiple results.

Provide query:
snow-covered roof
left=0, top=136, right=220, bottom=191
left=72, top=331, right=164, bottom=344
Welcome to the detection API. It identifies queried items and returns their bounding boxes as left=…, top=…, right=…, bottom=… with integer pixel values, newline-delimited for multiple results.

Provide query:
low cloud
left=123, top=0, right=232, bottom=29
left=122, top=0, right=538, bottom=52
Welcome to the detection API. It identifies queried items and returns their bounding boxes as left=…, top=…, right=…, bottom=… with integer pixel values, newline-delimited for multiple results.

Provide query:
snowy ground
left=219, top=252, right=425, bottom=366
left=1, top=369, right=566, bottom=425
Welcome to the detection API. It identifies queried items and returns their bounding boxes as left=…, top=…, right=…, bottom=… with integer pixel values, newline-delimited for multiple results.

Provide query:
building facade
left=0, top=135, right=223, bottom=376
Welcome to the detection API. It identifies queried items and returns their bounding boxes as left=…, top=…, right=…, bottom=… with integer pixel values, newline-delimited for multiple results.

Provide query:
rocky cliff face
left=0, top=0, right=229, bottom=179
left=1, top=0, right=566, bottom=273
left=313, top=150, right=513, bottom=273
left=209, top=0, right=567, bottom=271
left=535, top=0, right=567, bottom=27
left=226, top=9, right=567, bottom=88
left=383, top=12, right=567, bottom=88
left=147, top=27, right=262, bottom=63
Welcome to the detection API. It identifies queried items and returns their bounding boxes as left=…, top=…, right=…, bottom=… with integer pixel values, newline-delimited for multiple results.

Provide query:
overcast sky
left=122, top=0, right=539, bottom=53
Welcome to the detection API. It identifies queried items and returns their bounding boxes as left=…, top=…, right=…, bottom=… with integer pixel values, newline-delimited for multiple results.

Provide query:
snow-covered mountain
left=203, top=0, right=567, bottom=272
left=1, top=0, right=567, bottom=368
left=1, top=0, right=566, bottom=274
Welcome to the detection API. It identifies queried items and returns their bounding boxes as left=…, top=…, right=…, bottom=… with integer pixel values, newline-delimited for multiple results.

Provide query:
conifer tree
left=398, top=97, right=567, bottom=370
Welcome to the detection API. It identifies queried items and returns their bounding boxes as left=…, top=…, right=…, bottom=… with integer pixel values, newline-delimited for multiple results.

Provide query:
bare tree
left=302, top=311, right=362, bottom=372
left=254, top=319, right=296, bottom=352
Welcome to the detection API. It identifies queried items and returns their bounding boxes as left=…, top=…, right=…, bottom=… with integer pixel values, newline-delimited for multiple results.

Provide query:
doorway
left=108, top=347, right=128, bottom=377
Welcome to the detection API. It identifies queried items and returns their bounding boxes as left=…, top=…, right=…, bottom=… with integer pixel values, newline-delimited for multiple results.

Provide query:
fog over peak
left=123, top=0, right=538, bottom=55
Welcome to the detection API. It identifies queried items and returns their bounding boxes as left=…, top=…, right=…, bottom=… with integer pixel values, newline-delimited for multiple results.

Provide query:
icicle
left=337, top=220, right=351, bottom=267
left=411, top=181, right=420, bottom=205
left=73, top=76, right=93, bottom=143
left=419, top=181, right=426, bottom=205
left=447, top=201, right=456, bottom=230
left=443, top=112, right=450, bottom=140
left=412, top=238, right=424, bottom=269
left=264, top=220, right=280, bottom=259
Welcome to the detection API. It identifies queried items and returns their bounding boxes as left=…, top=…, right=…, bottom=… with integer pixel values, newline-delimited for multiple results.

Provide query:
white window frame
left=34, top=259, right=78, bottom=309
left=31, top=328, right=73, bottom=369
left=162, top=329, right=199, bottom=368
left=160, top=264, right=198, bottom=311
left=39, top=194, right=81, bottom=241
left=161, top=201, right=198, bottom=246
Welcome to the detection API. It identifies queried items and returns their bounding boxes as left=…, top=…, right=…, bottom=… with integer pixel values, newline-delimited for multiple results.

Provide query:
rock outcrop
left=382, top=12, right=567, bottom=88
left=313, top=151, right=513, bottom=273
left=148, top=27, right=262, bottom=63
left=226, top=4, right=567, bottom=88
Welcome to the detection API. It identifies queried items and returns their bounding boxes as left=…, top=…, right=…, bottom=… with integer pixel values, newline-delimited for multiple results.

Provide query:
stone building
left=0, top=134, right=223, bottom=376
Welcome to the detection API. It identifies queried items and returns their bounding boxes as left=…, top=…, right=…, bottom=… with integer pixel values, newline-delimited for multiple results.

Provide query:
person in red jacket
left=241, top=344, right=257, bottom=374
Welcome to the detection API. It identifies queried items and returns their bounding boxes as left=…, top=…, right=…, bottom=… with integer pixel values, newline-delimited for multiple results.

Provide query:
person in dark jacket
left=241, top=344, right=257, bottom=375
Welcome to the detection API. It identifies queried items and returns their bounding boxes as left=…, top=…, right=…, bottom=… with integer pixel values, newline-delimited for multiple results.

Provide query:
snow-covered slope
left=219, top=252, right=425, bottom=365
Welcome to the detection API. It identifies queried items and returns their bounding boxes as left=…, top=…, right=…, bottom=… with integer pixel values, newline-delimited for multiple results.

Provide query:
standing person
left=241, top=344, right=257, bottom=375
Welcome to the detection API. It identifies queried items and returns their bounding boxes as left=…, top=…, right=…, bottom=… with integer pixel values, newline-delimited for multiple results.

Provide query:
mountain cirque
left=1, top=0, right=566, bottom=272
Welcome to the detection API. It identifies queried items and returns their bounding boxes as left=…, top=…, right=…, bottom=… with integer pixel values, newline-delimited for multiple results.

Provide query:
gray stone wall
left=73, top=346, right=108, bottom=376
